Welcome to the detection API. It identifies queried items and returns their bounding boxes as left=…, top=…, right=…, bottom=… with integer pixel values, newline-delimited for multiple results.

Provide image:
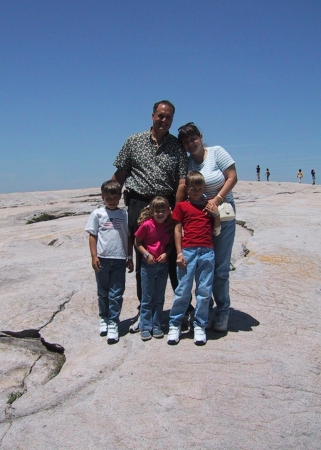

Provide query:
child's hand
left=92, top=256, right=100, bottom=272
left=146, top=254, right=156, bottom=264
left=127, top=259, right=134, bottom=273
left=176, top=253, right=186, bottom=269
left=156, top=253, right=167, bottom=264
left=204, top=200, right=219, bottom=216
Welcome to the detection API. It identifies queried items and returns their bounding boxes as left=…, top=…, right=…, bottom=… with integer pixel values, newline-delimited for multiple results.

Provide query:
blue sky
left=1, top=0, right=320, bottom=193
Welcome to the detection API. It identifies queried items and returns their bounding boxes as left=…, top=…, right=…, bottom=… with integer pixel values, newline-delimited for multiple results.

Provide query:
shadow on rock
left=119, top=308, right=259, bottom=340
left=227, top=308, right=260, bottom=332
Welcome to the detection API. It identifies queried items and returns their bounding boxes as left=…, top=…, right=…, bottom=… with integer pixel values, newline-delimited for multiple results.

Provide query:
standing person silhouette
left=311, top=169, right=316, bottom=185
left=297, top=169, right=303, bottom=183
left=266, top=168, right=270, bottom=181
left=256, top=165, right=260, bottom=181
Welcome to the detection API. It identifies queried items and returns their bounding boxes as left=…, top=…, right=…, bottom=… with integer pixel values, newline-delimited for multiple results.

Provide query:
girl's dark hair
left=177, top=122, right=201, bottom=144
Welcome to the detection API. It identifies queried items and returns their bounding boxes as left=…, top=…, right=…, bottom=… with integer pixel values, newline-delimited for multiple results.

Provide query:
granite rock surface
left=0, top=182, right=320, bottom=449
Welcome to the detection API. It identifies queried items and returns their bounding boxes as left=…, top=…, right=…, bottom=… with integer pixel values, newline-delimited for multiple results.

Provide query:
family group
left=85, top=100, right=237, bottom=346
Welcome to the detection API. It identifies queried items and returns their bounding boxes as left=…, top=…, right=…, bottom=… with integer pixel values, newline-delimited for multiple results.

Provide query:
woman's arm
left=212, top=164, right=238, bottom=206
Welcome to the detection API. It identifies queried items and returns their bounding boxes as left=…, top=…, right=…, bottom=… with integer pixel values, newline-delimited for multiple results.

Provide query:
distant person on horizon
left=311, top=169, right=316, bottom=185
left=85, top=180, right=133, bottom=344
left=266, top=168, right=270, bottom=181
left=112, top=100, right=188, bottom=333
left=256, top=165, right=260, bottom=181
left=297, top=169, right=303, bottom=183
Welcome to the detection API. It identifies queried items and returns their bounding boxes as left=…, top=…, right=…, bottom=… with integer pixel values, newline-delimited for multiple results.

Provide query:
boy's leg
left=108, top=259, right=126, bottom=324
left=169, top=248, right=197, bottom=327
left=95, top=258, right=111, bottom=320
left=193, top=248, right=215, bottom=328
left=140, top=262, right=156, bottom=331
left=152, top=263, right=169, bottom=330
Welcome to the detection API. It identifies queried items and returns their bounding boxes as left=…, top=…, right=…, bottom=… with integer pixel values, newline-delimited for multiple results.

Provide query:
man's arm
left=112, top=169, right=127, bottom=189
left=126, top=235, right=134, bottom=272
left=175, top=178, right=186, bottom=204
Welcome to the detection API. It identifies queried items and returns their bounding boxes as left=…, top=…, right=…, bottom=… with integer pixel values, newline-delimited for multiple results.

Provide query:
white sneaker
left=129, top=315, right=140, bottom=333
left=167, top=326, right=181, bottom=345
left=99, top=318, right=108, bottom=336
left=107, top=321, right=119, bottom=344
left=194, top=326, right=206, bottom=346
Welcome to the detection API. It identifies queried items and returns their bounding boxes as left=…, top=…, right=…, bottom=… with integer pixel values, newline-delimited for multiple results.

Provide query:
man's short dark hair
left=153, top=100, right=175, bottom=115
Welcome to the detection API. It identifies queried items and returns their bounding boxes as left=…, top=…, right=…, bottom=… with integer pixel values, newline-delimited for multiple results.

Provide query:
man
left=112, top=100, right=187, bottom=331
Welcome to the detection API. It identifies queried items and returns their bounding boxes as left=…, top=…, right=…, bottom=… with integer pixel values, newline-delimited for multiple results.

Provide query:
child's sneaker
left=141, top=330, right=152, bottom=341
left=129, top=315, right=140, bottom=333
left=167, top=326, right=181, bottom=345
left=194, top=325, right=206, bottom=346
left=152, top=328, right=164, bottom=339
left=107, top=321, right=119, bottom=344
left=213, top=314, right=229, bottom=332
left=99, top=318, right=108, bottom=336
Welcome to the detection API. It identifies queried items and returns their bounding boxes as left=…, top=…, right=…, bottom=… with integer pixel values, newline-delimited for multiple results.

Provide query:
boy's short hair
left=186, top=170, right=205, bottom=188
left=101, top=180, right=122, bottom=196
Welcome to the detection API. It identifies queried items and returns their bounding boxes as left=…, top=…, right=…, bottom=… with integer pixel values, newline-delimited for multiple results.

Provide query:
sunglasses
left=178, top=122, right=196, bottom=132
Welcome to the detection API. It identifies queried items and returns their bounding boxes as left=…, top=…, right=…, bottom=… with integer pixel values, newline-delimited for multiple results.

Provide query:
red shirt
left=172, top=201, right=213, bottom=249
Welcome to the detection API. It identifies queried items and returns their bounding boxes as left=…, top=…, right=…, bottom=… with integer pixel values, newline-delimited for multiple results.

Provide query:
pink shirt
left=135, top=218, right=172, bottom=259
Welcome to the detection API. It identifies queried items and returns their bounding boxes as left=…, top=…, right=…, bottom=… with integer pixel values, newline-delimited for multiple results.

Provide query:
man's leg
left=152, top=262, right=169, bottom=331
left=128, top=198, right=149, bottom=303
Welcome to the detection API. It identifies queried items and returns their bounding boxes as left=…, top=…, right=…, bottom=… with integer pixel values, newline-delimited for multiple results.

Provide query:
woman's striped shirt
left=187, top=146, right=235, bottom=203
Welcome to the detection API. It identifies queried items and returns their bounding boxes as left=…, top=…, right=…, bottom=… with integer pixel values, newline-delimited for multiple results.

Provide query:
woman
left=177, top=122, right=237, bottom=331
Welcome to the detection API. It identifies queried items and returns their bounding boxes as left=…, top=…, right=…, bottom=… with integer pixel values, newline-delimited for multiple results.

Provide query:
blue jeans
left=95, top=258, right=126, bottom=323
left=140, top=261, right=169, bottom=331
left=169, top=247, right=214, bottom=328
left=212, top=204, right=236, bottom=315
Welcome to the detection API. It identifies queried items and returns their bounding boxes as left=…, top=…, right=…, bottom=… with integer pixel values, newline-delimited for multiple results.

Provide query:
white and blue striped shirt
left=188, top=146, right=235, bottom=203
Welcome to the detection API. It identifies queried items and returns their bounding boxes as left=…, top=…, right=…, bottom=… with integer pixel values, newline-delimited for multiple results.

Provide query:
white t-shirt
left=188, top=146, right=235, bottom=203
left=85, top=207, right=129, bottom=259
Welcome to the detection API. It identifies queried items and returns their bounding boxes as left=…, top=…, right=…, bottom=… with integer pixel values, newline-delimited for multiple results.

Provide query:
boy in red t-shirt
left=168, top=170, right=220, bottom=346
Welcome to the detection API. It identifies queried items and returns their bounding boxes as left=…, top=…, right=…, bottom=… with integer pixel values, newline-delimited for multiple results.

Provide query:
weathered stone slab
left=0, top=182, right=320, bottom=449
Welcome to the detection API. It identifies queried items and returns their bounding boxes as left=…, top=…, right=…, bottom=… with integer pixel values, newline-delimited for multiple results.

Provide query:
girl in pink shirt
left=134, top=196, right=173, bottom=341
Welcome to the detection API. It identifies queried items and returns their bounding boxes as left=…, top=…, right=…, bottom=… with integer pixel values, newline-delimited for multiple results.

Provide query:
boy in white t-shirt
left=85, top=180, right=133, bottom=344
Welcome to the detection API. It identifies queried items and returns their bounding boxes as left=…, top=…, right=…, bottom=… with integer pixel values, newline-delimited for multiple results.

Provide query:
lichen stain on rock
left=258, top=254, right=319, bottom=279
